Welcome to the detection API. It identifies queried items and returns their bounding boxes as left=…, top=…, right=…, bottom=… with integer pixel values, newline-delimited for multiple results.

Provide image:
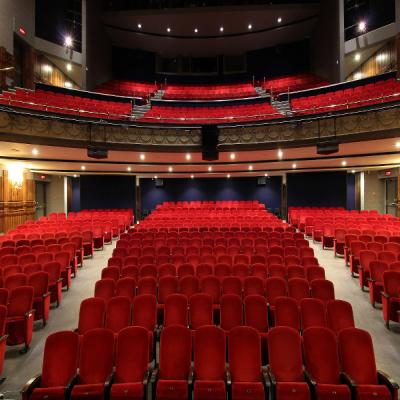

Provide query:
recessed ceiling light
left=265, top=173, right=268, bottom=177
left=351, top=170, right=356, bottom=174
left=248, top=165, right=253, bottom=170
left=358, top=21, right=366, bottom=32
left=208, top=166, right=212, bottom=172
left=230, top=153, right=236, bottom=160
left=190, top=174, right=194, bottom=179
left=168, top=167, right=172, bottom=172
left=248, top=24, right=252, bottom=29
left=277, top=149, right=283, bottom=159
left=81, top=166, right=86, bottom=170
left=277, top=17, right=282, bottom=23
left=342, top=161, right=347, bottom=166
left=66, top=63, right=72, bottom=71
left=154, top=175, right=158, bottom=179
left=167, top=27, right=171, bottom=32
left=395, top=141, right=400, bottom=148
left=186, top=154, right=191, bottom=160
left=32, top=148, right=39, bottom=155
left=194, top=28, right=198, bottom=33
left=292, top=163, right=297, bottom=169
left=354, top=53, right=361, bottom=62
left=127, top=167, right=131, bottom=171
left=140, top=154, right=145, bottom=160
left=73, top=174, right=78, bottom=178
left=220, top=26, right=224, bottom=32
left=227, top=174, right=231, bottom=178
left=64, top=35, right=73, bottom=47
left=138, top=23, right=142, bottom=29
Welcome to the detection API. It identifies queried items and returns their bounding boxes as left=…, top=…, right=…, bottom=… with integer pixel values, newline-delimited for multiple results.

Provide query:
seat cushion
left=110, top=382, right=144, bottom=400
left=356, top=384, right=392, bottom=400
left=71, top=383, right=105, bottom=400
left=31, top=386, right=66, bottom=400
left=156, top=379, right=188, bottom=400
left=194, top=380, right=226, bottom=400
left=232, top=382, right=264, bottom=400
left=276, top=382, right=310, bottom=400
left=316, top=383, right=351, bottom=400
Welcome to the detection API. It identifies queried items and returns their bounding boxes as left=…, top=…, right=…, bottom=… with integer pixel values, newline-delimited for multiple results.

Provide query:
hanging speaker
left=201, top=125, right=219, bottom=161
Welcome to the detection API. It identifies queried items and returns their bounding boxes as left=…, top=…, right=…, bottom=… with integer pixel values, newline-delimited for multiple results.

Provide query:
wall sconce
left=8, top=164, right=24, bottom=190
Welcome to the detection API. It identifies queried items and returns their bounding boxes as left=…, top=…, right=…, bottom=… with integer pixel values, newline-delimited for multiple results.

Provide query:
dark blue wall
left=71, top=177, right=81, bottom=212
left=140, top=177, right=282, bottom=212
left=287, top=172, right=349, bottom=208
left=346, top=174, right=356, bottom=210
left=79, top=175, right=136, bottom=210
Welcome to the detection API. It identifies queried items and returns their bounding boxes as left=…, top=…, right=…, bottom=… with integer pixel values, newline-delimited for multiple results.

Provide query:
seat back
left=383, top=270, right=400, bottom=297
left=114, top=326, right=149, bottom=383
left=78, top=297, right=106, bottom=334
left=116, top=277, right=136, bottom=301
left=189, top=293, right=213, bottom=329
left=164, top=294, right=188, bottom=327
left=303, top=327, right=341, bottom=384
left=132, top=294, right=157, bottom=331
left=94, top=279, right=116, bottom=300
left=275, top=297, right=301, bottom=331
left=326, top=300, right=355, bottom=334
left=79, top=328, right=114, bottom=384
left=300, top=298, right=326, bottom=330
left=105, top=296, right=131, bottom=333
left=7, top=286, right=34, bottom=317
left=288, top=278, right=310, bottom=302
left=228, top=326, right=261, bottom=382
left=159, top=325, right=192, bottom=380
left=244, top=295, right=268, bottom=333
left=311, top=279, right=335, bottom=304
left=194, top=326, right=226, bottom=380
left=220, top=294, right=243, bottom=331
left=41, top=331, right=80, bottom=387
left=338, top=328, right=378, bottom=385
left=28, top=271, right=49, bottom=297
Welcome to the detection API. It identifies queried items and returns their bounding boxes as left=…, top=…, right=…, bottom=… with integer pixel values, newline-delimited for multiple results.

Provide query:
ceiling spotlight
left=264, top=173, right=268, bottom=177
left=154, top=175, right=158, bottom=179
left=66, top=63, right=72, bottom=71
left=64, top=35, right=73, bottom=48
left=395, top=141, right=400, bottom=149
left=140, top=154, right=145, bottom=160
left=219, top=26, right=224, bottom=32
left=277, top=149, right=283, bottom=159
left=351, top=170, right=356, bottom=174
left=168, top=167, right=172, bottom=172
left=32, top=148, right=39, bottom=156
left=73, top=174, right=77, bottom=178
left=127, top=167, right=131, bottom=172
left=358, top=21, right=366, bottom=32
left=81, top=166, right=86, bottom=170
left=190, top=175, right=194, bottom=179
left=354, top=53, right=361, bottom=62
left=227, top=174, right=231, bottom=178
left=292, top=163, right=297, bottom=169
left=208, top=166, right=212, bottom=172
left=194, top=28, right=198, bottom=33
left=167, top=27, right=171, bottom=33
left=248, top=24, right=252, bottom=29
left=341, top=161, right=347, bottom=166
left=186, top=154, right=191, bottom=160
left=137, top=23, right=142, bottom=29
left=277, top=17, right=282, bottom=23
left=43, top=65, right=53, bottom=73
left=230, top=153, right=236, bottom=160
left=64, top=81, right=72, bottom=89
left=248, top=165, right=253, bottom=171
left=354, top=72, right=363, bottom=80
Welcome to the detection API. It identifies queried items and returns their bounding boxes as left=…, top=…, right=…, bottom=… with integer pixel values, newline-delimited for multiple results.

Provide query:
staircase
left=131, top=103, right=151, bottom=119
left=271, top=98, right=293, bottom=117
left=255, top=86, right=268, bottom=97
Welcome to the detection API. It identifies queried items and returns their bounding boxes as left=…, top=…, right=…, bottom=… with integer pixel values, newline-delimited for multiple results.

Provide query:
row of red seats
left=95, top=79, right=158, bottom=98
left=22, top=324, right=398, bottom=400
left=0, top=88, right=132, bottom=120
left=261, top=72, right=327, bottom=94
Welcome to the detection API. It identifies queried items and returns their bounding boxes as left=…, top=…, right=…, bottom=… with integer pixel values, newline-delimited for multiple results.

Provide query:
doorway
left=385, top=178, right=398, bottom=216
left=35, top=181, right=47, bottom=219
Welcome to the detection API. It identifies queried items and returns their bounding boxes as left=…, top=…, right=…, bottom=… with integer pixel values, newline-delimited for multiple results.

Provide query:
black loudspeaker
left=201, top=125, right=219, bottom=161
left=87, top=145, right=108, bottom=159
left=155, top=178, right=164, bottom=187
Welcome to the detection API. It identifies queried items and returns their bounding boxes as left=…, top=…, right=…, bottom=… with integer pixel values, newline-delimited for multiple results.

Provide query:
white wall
left=363, top=171, right=385, bottom=214
left=0, top=0, right=35, bottom=54
left=46, top=175, right=66, bottom=215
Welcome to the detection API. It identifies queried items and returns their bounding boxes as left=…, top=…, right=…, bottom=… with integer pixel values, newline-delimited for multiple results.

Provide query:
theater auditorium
left=0, top=0, right=400, bottom=399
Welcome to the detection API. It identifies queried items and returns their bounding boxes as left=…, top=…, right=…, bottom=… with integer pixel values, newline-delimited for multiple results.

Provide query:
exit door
left=385, top=178, right=398, bottom=216
left=35, top=181, right=47, bottom=219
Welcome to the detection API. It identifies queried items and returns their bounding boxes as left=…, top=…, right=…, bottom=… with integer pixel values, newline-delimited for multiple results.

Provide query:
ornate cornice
left=0, top=104, right=399, bottom=151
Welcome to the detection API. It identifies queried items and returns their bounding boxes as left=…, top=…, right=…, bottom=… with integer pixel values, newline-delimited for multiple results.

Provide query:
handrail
left=0, top=91, right=399, bottom=124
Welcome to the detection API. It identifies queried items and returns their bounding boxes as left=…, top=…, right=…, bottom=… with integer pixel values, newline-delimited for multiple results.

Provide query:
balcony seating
left=261, top=73, right=327, bottom=94
left=96, top=80, right=158, bottom=98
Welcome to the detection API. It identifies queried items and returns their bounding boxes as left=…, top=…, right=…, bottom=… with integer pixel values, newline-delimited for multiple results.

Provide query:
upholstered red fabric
left=231, top=382, right=265, bottom=400
left=288, top=278, right=310, bottom=303
left=156, top=380, right=188, bottom=400
left=311, top=279, right=335, bottom=304
left=243, top=277, right=264, bottom=297
left=326, top=300, right=355, bottom=335
left=78, top=297, right=106, bottom=334
left=189, top=294, right=213, bottom=329
left=275, top=382, right=310, bottom=400
left=194, top=381, right=226, bottom=400
left=132, top=294, right=157, bottom=331
left=94, top=279, right=116, bottom=301
left=222, top=277, right=242, bottom=297
left=200, top=276, right=221, bottom=304
left=274, top=297, right=301, bottom=331
left=244, top=295, right=269, bottom=333
left=220, top=294, right=243, bottom=332
left=31, top=386, right=67, bottom=400
left=265, top=277, right=287, bottom=307
left=158, top=277, right=179, bottom=304
left=164, top=294, right=188, bottom=327
left=179, top=276, right=200, bottom=298
left=300, top=298, right=326, bottom=330
left=105, top=296, right=131, bottom=333
left=382, top=271, right=400, bottom=326
left=314, top=384, right=351, bottom=400
left=137, top=277, right=157, bottom=296
left=115, top=277, right=136, bottom=302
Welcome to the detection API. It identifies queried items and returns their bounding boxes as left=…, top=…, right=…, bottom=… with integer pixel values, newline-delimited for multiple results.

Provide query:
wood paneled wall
left=0, top=46, right=14, bottom=89
left=0, top=169, right=36, bottom=233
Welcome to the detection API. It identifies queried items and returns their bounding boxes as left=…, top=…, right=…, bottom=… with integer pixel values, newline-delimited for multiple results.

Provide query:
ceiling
left=103, top=3, right=319, bottom=56
left=1, top=136, right=400, bottom=178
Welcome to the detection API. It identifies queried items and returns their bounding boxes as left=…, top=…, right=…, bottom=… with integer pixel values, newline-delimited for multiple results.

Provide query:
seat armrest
left=21, top=374, right=41, bottom=400
left=304, top=370, right=316, bottom=386
left=0, top=334, right=7, bottom=344
left=25, top=309, right=35, bottom=318
left=266, top=365, right=276, bottom=386
left=367, top=278, right=375, bottom=283
left=262, top=369, right=271, bottom=388
left=340, top=372, right=356, bottom=388
left=225, top=368, right=232, bottom=386
left=43, top=292, right=51, bottom=298
left=105, top=371, right=114, bottom=387
left=143, top=368, right=152, bottom=386
left=266, top=366, right=277, bottom=400
left=150, top=368, right=159, bottom=384
left=188, top=365, right=194, bottom=386
left=378, top=370, right=400, bottom=390
left=65, top=373, right=78, bottom=398
left=381, top=291, right=390, bottom=299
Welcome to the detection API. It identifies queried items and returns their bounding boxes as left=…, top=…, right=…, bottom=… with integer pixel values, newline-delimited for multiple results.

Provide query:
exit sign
left=18, top=27, right=26, bottom=36
left=385, top=171, right=392, bottom=176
